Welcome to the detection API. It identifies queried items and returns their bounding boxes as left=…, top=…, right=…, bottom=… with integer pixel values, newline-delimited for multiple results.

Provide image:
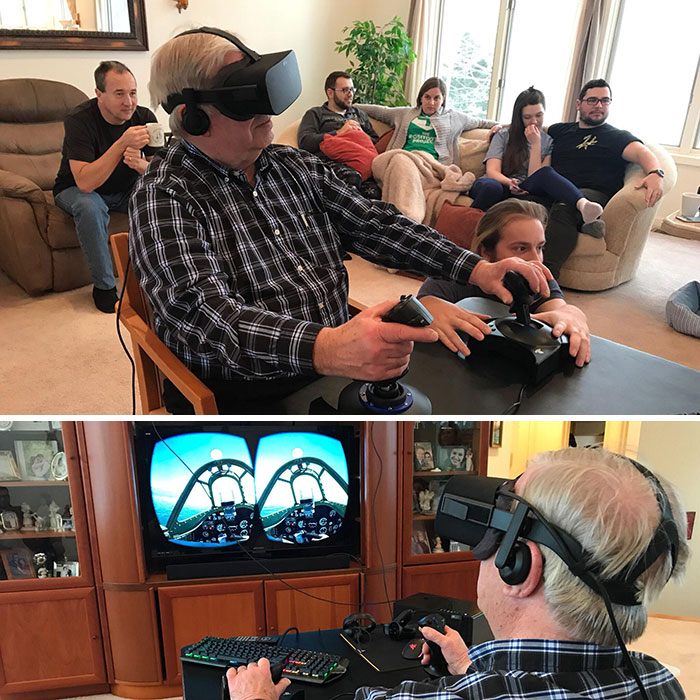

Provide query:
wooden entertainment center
left=0, top=421, right=488, bottom=700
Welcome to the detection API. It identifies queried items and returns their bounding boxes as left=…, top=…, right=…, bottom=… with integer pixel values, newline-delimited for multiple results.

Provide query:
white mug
left=146, top=122, right=165, bottom=148
left=680, top=192, right=700, bottom=218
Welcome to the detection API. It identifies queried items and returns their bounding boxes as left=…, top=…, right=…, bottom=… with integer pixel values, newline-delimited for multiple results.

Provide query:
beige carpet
left=0, top=230, right=698, bottom=415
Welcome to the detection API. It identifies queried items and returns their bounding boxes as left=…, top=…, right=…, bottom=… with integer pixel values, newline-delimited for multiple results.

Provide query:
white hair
left=149, top=30, right=241, bottom=138
left=522, top=448, right=688, bottom=645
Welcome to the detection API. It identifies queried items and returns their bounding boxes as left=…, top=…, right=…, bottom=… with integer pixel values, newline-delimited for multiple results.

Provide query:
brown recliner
left=0, top=78, right=129, bottom=295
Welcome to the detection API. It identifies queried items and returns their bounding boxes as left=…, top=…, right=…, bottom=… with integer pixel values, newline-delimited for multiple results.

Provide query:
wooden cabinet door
left=0, top=588, right=105, bottom=692
left=401, top=561, right=480, bottom=602
left=158, top=580, right=265, bottom=685
left=264, top=573, right=360, bottom=634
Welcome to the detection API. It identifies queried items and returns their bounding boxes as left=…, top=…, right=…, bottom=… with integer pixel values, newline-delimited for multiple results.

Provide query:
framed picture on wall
left=490, top=421, right=503, bottom=447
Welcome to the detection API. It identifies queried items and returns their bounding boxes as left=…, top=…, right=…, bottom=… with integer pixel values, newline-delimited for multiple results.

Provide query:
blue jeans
left=55, top=187, right=131, bottom=289
left=469, top=166, right=586, bottom=211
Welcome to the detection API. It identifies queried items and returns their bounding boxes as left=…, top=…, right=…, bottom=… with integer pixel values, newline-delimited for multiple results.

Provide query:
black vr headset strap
left=176, top=26, right=261, bottom=61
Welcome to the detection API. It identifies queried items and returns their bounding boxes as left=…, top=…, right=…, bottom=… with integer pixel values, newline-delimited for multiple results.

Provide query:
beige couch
left=276, top=117, right=676, bottom=291
left=0, top=78, right=129, bottom=295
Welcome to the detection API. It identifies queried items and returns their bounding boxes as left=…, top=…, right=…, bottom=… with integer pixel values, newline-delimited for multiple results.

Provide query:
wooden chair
left=110, top=232, right=218, bottom=414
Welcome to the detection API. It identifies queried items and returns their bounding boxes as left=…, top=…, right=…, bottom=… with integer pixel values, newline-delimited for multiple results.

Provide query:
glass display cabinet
left=402, top=421, right=489, bottom=564
left=0, top=420, right=91, bottom=587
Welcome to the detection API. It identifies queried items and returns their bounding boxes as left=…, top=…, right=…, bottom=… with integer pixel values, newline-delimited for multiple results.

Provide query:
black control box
left=393, top=593, right=493, bottom=647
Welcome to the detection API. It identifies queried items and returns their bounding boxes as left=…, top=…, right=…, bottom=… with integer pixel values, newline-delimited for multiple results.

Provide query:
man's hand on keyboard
left=226, top=658, right=291, bottom=700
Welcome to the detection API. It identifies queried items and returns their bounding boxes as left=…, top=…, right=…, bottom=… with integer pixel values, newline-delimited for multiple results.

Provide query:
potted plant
left=335, top=16, right=416, bottom=106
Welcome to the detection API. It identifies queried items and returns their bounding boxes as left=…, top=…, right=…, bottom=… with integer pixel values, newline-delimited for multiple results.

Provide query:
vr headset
left=162, top=27, right=302, bottom=134
left=435, top=458, right=679, bottom=606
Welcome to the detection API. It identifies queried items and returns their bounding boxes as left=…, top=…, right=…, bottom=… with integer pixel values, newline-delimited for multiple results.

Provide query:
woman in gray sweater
left=358, top=77, right=499, bottom=166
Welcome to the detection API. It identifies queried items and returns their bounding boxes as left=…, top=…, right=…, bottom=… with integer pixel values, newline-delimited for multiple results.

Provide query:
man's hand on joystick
left=469, top=256, right=552, bottom=305
left=417, top=614, right=450, bottom=677
left=312, top=298, right=438, bottom=381
left=419, top=617, right=472, bottom=677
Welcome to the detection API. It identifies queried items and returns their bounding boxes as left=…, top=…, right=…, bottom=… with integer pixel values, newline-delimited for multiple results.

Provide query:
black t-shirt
left=548, top=122, right=641, bottom=197
left=54, top=98, right=158, bottom=197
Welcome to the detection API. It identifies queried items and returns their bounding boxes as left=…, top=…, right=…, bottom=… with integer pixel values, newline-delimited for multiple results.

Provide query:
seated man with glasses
left=298, top=71, right=380, bottom=196
left=543, top=78, right=665, bottom=277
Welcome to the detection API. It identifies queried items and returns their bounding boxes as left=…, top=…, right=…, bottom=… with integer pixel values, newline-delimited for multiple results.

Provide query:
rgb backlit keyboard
left=182, top=635, right=349, bottom=685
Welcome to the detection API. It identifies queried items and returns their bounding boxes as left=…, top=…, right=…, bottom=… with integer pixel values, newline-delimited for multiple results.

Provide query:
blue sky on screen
left=151, top=432, right=253, bottom=525
left=255, top=433, right=348, bottom=517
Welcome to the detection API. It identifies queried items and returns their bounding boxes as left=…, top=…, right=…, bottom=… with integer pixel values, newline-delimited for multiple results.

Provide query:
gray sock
left=581, top=220, right=606, bottom=238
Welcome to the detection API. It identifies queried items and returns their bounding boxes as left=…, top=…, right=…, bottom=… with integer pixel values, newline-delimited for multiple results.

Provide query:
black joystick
left=337, top=295, right=434, bottom=414
left=417, top=613, right=449, bottom=678
left=495, top=271, right=560, bottom=348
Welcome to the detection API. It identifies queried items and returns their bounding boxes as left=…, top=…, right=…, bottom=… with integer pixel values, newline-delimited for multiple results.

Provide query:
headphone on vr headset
left=490, top=457, right=681, bottom=595
left=342, top=612, right=376, bottom=645
left=162, top=27, right=301, bottom=136
left=384, top=608, right=416, bottom=640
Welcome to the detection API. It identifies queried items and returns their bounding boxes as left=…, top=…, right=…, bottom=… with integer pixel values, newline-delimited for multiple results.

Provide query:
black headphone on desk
left=383, top=609, right=416, bottom=640
left=342, top=613, right=376, bottom=644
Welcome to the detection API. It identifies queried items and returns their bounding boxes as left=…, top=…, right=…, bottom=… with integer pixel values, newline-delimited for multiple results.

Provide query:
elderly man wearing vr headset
left=128, top=27, right=554, bottom=414
left=356, top=449, right=688, bottom=700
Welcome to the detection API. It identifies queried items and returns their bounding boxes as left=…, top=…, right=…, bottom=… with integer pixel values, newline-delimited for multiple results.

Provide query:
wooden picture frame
left=490, top=421, right=503, bottom=447
left=0, top=547, right=35, bottom=579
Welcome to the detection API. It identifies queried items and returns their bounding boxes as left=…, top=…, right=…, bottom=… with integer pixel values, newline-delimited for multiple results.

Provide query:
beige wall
left=0, top=0, right=410, bottom=132
left=635, top=421, right=700, bottom=618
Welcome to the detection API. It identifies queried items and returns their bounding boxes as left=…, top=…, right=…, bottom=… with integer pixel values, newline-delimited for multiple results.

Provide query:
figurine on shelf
left=33, top=552, right=50, bottom=578
left=418, top=488, right=435, bottom=513
left=433, top=537, right=444, bottom=553
left=465, top=448, right=474, bottom=472
left=20, top=502, right=36, bottom=531
left=48, top=500, right=63, bottom=531
left=34, top=514, right=47, bottom=531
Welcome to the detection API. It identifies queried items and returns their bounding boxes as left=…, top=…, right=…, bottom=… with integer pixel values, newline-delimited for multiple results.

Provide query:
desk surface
left=281, top=334, right=700, bottom=415
left=336, top=256, right=700, bottom=415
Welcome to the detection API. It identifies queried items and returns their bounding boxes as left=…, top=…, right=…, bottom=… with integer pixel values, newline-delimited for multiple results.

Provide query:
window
left=436, top=0, right=580, bottom=122
left=607, top=0, right=700, bottom=148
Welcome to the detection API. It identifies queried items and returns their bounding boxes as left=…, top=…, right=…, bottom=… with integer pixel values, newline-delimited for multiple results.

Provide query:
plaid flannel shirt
left=356, top=639, right=685, bottom=700
left=128, top=140, right=479, bottom=381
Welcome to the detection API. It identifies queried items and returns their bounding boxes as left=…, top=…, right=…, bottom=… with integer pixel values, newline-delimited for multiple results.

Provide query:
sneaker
left=92, top=286, right=118, bottom=313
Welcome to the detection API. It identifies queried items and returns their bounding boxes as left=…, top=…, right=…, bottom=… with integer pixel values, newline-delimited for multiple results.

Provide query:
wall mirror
left=0, top=0, right=147, bottom=50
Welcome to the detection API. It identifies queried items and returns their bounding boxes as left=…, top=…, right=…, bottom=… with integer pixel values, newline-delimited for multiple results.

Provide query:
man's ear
left=575, top=99, right=582, bottom=114
left=503, top=541, right=543, bottom=599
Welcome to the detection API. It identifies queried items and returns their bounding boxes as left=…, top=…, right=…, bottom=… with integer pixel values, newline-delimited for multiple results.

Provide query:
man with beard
left=298, top=72, right=380, bottom=196
left=543, top=79, right=665, bottom=276
left=298, top=71, right=378, bottom=154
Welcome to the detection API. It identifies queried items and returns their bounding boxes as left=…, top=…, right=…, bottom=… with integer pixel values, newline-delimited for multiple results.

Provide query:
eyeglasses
left=333, top=87, right=355, bottom=94
left=583, top=96, right=612, bottom=105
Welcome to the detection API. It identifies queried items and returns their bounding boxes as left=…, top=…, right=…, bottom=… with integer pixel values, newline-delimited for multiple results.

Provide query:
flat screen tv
left=133, top=422, right=362, bottom=580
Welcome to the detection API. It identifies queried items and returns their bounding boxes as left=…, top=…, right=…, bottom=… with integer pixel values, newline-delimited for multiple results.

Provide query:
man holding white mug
left=54, top=61, right=161, bottom=312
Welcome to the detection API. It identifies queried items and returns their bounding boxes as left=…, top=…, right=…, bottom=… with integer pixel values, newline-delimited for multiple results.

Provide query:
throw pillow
left=374, top=129, right=394, bottom=154
left=433, top=202, right=484, bottom=250
left=458, top=138, right=489, bottom=179
left=320, top=130, right=378, bottom=181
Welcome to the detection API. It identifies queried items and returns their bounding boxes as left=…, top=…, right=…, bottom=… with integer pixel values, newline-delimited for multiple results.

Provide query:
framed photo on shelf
left=54, top=561, right=80, bottom=577
left=490, top=421, right=503, bottom=447
left=411, top=521, right=431, bottom=554
left=0, top=547, right=36, bottom=579
left=50, top=452, right=68, bottom=480
left=438, top=445, right=471, bottom=471
left=0, top=450, right=21, bottom=481
left=413, top=441, right=436, bottom=471
left=13, top=440, right=58, bottom=481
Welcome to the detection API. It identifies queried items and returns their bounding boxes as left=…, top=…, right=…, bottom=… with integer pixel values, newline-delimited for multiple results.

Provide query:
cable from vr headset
left=115, top=255, right=137, bottom=415
left=501, top=488, right=653, bottom=700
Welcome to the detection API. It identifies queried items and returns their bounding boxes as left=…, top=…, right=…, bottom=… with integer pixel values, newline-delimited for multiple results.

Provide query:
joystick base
left=337, top=380, right=432, bottom=414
